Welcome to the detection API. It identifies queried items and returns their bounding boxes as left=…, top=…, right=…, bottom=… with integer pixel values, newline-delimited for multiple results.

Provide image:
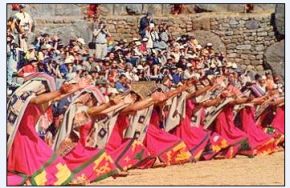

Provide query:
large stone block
left=255, top=45, right=265, bottom=51
left=245, top=19, right=260, bottom=30
left=274, top=4, right=285, bottom=36
left=191, top=30, right=226, bottom=52
left=236, top=44, right=252, bottom=50
left=264, top=40, right=285, bottom=77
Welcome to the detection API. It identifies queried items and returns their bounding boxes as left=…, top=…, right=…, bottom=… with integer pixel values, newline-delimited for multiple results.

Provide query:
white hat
left=114, top=46, right=122, bottom=51
left=152, top=49, right=158, bottom=54
left=142, top=37, right=148, bottom=42
left=124, top=72, right=133, bottom=81
left=207, top=75, right=214, bottom=80
left=226, top=62, right=233, bottom=68
left=206, top=43, right=213, bottom=47
left=108, top=87, right=119, bottom=94
left=193, top=73, right=201, bottom=79
left=231, top=63, right=238, bottom=69
left=186, top=63, right=193, bottom=68
left=76, top=65, right=83, bottom=71
left=77, top=38, right=86, bottom=45
left=186, top=54, right=197, bottom=60
left=196, top=45, right=202, bottom=49
left=135, top=41, right=141, bottom=46
left=132, top=67, right=138, bottom=73
left=64, top=56, right=75, bottom=64
left=66, top=73, right=77, bottom=83
left=217, top=61, right=223, bottom=68
left=41, top=44, right=53, bottom=50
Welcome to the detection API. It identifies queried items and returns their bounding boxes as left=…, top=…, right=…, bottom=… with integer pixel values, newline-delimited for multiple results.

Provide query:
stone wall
left=102, top=13, right=277, bottom=73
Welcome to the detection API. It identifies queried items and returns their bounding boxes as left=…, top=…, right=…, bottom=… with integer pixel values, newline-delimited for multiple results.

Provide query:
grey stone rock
left=36, top=20, right=92, bottom=44
left=227, top=53, right=238, bottom=58
left=249, top=55, right=256, bottom=60
left=236, top=45, right=252, bottom=50
left=241, top=54, right=248, bottom=59
left=191, top=30, right=226, bottom=52
left=234, top=58, right=243, bottom=63
left=227, top=44, right=236, bottom=50
left=256, top=65, right=264, bottom=71
left=257, top=32, right=267, bottom=36
left=244, top=59, right=251, bottom=65
left=225, top=31, right=234, bottom=36
left=194, top=4, right=229, bottom=12
left=264, top=40, right=285, bottom=77
left=255, top=45, right=265, bottom=51
left=254, top=4, right=275, bottom=12
left=142, top=4, right=163, bottom=16
left=229, top=19, right=238, bottom=25
left=247, top=65, right=255, bottom=70
left=194, top=4, right=274, bottom=13
left=256, top=55, right=263, bottom=60
left=274, top=4, right=285, bottom=36
left=113, top=4, right=129, bottom=15
left=252, top=60, right=261, bottom=65
left=245, top=19, right=260, bottom=30
left=240, top=64, right=247, bottom=70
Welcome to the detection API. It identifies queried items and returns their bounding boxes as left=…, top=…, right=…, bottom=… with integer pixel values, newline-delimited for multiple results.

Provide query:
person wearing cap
left=115, top=74, right=129, bottom=92
left=171, top=43, right=182, bottom=63
left=37, top=43, right=51, bottom=61
left=13, top=4, right=33, bottom=51
left=93, top=20, right=111, bottom=59
left=182, top=63, right=195, bottom=80
left=205, top=42, right=215, bottom=56
left=158, top=24, right=170, bottom=47
left=139, top=11, right=154, bottom=38
left=76, top=38, right=86, bottom=49
left=143, top=22, right=158, bottom=50
left=24, top=44, right=36, bottom=60
left=58, top=56, right=75, bottom=79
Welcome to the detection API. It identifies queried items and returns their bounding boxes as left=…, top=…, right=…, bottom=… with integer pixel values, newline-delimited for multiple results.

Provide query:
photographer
left=93, top=21, right=111, bottom=59
left=12, top=4, right=33, bottom=51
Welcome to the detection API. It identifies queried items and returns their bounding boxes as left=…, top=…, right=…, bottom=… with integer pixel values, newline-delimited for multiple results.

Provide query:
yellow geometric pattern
left=93, top=153, right=114, bottom=176
left=212, top=138, right=228, bottom=152
left=33, top=170, right=47, bottom=185
left=166, top=142, right=192, bottom=164
left=54, top=163, right=72, bottom=185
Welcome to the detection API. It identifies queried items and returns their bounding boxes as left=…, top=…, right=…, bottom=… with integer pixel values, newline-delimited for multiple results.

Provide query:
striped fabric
left=7, top=73, right=56, bottom=156
left=52, top=86, right=105, bottom=152
left=250, top=84, right=265, bottom=97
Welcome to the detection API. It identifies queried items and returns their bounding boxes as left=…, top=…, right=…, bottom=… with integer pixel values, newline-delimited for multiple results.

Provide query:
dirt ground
left=94, top=151, right=284, bottom=186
